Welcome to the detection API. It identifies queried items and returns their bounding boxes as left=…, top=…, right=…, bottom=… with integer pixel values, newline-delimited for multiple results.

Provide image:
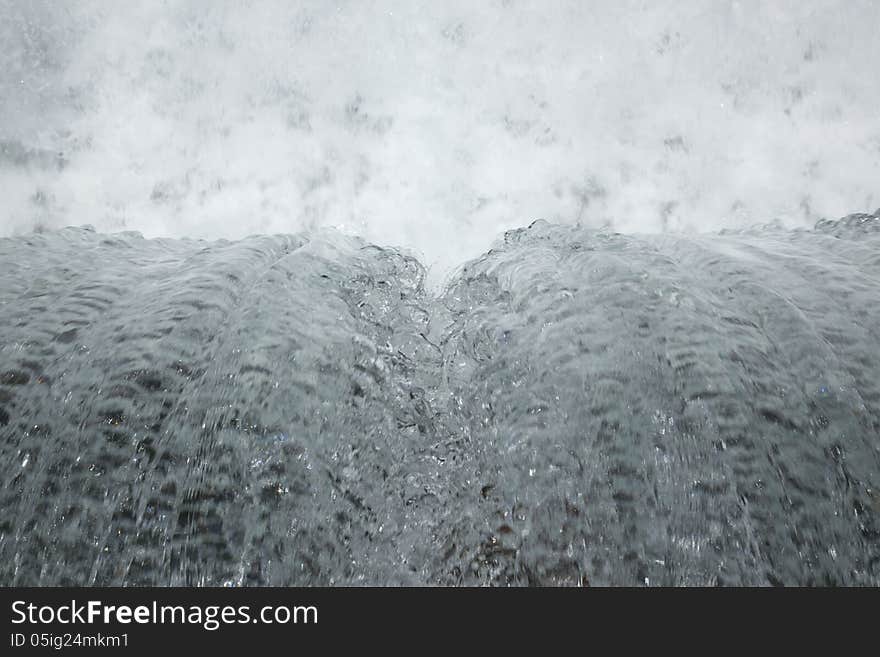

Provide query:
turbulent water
left=1, top=213, right=879, bottom=586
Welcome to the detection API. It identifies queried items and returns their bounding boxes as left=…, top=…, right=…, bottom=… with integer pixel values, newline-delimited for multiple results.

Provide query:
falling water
left=2, top=1, right=880, bottom=585
left=1, top=212, right=878, bottom=585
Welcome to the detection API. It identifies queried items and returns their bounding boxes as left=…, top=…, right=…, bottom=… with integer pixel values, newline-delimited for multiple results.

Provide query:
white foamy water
left=3, top=2, right=880, bottom=586
left=2, top=0, right=879, bottom=279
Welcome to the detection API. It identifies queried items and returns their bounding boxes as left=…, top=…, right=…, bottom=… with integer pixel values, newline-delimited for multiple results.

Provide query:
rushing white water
left=2, top=0, right=880, bottom=279
left=2, top=2, right=880, bottom=586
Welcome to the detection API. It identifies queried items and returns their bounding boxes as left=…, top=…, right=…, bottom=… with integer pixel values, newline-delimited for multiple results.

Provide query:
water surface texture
left=1, top=213, right=879, bottom=586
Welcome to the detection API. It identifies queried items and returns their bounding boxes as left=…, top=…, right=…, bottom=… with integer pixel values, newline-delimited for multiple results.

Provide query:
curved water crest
left=1, top=212, right=879, bottom=585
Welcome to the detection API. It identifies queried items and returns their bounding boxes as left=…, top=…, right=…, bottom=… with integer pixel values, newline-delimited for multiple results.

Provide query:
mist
left=2, top=0, right=879, bottom=277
